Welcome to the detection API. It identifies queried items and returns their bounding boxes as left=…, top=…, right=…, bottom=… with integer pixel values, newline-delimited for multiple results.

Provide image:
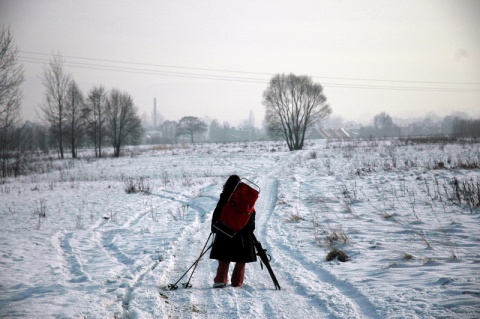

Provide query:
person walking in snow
left=210, top=175, right=257, bottom=288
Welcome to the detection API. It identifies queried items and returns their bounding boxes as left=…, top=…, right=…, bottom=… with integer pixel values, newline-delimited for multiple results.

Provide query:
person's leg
left=231, top=262, right=246, bottom=287
left=214, top=261, right=230, bottom=285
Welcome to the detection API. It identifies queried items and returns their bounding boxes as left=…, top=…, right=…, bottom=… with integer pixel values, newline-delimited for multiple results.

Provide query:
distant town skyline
left=1, top=0, right=479, bottom=127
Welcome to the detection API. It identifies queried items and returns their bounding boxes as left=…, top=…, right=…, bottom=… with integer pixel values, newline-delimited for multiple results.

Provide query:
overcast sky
left=1, top=0, right=479, bottom=127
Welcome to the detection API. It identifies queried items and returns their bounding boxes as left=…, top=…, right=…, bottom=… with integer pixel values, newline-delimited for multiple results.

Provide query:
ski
left=252, top=234, right=281, bottom=290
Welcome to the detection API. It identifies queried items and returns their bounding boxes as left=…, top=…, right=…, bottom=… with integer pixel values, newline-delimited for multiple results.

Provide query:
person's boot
left=213, top=261, right=229, bottom=288
left=231, top=263, right=246, bottom=287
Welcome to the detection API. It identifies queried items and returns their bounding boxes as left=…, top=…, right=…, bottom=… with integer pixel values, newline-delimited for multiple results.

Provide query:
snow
left=1, top=140, right=479, bottom=318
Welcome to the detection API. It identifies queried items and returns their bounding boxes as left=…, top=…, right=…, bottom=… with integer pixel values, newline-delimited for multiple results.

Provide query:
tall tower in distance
left=153, top=98, right=157, bottom=129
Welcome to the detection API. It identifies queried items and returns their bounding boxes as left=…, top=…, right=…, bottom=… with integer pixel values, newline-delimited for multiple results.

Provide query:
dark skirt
left=209, top=231, right=257, bottom=263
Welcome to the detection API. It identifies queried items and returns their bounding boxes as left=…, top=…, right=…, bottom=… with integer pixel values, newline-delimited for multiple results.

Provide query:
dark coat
left=209, top=191, right=257, bottom=263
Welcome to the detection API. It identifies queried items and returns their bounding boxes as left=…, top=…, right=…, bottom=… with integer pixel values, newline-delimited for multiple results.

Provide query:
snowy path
left=153, top=151, right=378, bottom=319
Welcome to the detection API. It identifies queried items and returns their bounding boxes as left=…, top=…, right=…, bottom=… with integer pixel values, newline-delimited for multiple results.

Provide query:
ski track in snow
left=122, top=190, right=210, bottom=318
left=256, top=156, right=377, bottom=319
left=262, top=178, right=378, bottom=319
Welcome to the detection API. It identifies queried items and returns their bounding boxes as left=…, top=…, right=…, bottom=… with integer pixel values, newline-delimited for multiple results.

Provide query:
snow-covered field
left=1, top=139, right=479, bottom=319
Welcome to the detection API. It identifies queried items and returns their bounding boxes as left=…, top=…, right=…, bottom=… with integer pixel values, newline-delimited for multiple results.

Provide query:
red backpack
left=214, top=179, right=260, bottom=237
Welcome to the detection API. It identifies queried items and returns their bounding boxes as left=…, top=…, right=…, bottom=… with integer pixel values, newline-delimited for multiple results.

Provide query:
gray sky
left=1, top=0, right=479, bottom=127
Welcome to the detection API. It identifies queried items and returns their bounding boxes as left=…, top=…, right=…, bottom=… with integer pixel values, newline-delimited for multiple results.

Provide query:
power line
left=19, top=57, right=269, bottom=84
left=19, top=51, right=273, bottom=77
left=19, top=51, right=480, bottom=92
left=20, top=50, right=480, bottom=86
left=324, top=83, right=480, bottom=93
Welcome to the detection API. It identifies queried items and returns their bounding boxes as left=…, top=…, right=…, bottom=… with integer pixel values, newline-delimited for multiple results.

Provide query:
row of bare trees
left=0, top=26, right=24, bottom=177
left=144, top=117, right=263, bottom=144
left=452, top=118, right=480, bottom=138
left=0, top=24, right=143, bottom=179
left=39, top=55, right=142, bottom=158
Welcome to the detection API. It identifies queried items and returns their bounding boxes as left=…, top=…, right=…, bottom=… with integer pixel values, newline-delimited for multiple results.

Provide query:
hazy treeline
left=451, top=118, right=480, bottom=138
left=142, top=109, right=265, bottom=145
left=346, top=112, right=480, bottom=138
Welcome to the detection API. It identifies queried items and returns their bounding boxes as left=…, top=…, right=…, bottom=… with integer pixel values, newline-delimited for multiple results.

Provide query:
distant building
left=309, top=128, right=353, bottom=139
left=143, top=130, right=162, bottom=144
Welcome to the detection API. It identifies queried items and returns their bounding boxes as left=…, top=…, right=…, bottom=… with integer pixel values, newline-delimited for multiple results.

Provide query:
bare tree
left=208, top=119, right=223, bottom=142
left=105, top=89, right=142, bottom=157
left=159, top=120, right=178, bottom=144
left=373, top=112, right=394, bottom=130
left=371, top=112, right=400, bottom=137
left=40, top=54, right=71, bottom=158
left=86, top=85, right=107, bottom=157
left=21, top=121, right=47, bottom=152
left=177, top=116, right=207, bottom=143
left=0, top=26, right=24, bottom=178
left=263, top=74, right=331, bottom=150
left=65, top=80, right=86, bottom=158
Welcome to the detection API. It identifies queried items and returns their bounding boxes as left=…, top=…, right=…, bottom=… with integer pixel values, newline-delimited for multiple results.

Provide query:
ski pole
left=182, top=233, right=214, bottom=288
left=168, top=233, right=213, bottom=290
